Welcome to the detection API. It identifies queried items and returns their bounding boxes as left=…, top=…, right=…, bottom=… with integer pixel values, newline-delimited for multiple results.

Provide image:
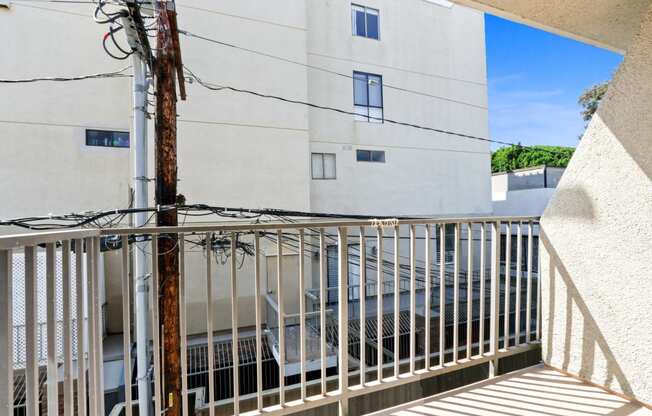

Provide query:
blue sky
left=485, top=14, right=623, bottom=149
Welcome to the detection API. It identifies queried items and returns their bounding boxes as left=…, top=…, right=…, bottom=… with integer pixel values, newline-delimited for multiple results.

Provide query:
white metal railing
left=0, top=216, right=541, bottom=416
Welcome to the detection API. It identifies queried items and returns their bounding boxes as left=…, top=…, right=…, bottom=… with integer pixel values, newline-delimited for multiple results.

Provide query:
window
left=356, top=149, right=385, bottom=163
left=352, top=4, right=379, bottom=39
left=353, top=71, right=383, bottom=122
left=86, top=129, right=129, bottom=148
left=311, top=153, right=336, bottom=179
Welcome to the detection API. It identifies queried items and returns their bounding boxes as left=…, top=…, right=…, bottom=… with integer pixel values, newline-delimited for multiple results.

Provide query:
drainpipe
left=132, top=54, right=152, bottom=416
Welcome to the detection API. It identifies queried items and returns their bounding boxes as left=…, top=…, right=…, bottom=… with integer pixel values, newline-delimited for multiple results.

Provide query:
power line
left=0, top=66, right=132, bottom=83
left=183, top=66, right=516, bottom=147
left=179, top=29, right=488, bottom=110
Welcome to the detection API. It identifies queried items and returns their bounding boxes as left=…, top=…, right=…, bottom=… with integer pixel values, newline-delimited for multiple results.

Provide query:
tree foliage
left=578, top=82, right=609, bottom=122
left=491, top=145, right=574, bottom=173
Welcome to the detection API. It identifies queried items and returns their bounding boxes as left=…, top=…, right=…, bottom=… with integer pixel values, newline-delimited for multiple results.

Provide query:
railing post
left=277, top=230, right=286, bottom=406
left=46, top=243, right=59, bottom=416
left=424, top=225, right=431, bottom=370
left=230, top=233, right=240, bottom=415
left=452, top=223, right=460, bottom=363
left=205, top=233, right=215, bottom=416
left=25, top=246, right=38, bottom=416
left=179, top=235, right=189, bottom=416
left=393, top=225, right=400, bottom=378
left=62, top=241, right=74, bottom=416
left=319, top=229, right=327, bottom=395
left=120, top=237, right=132, bottom=416
left=439, top=224, right=446, bottom=367
left=0, top=250, right=12, bottom=416
left=489, top=221, right=501, bottom=377
left=358, top=227, right=366, bottom=386
left=515, top=223, right=522, bottom=345
left=75, top=239, right=87, bottom=416
left=526, top=222, right=533, bottom=342
left=536, top=223, right=542, bottom=342
left=375, top=226, right=383, bottom=382
left=253, top=233, right=263, bottom=411
left=409, top=225, right=416, bottom=374
left=466, top=222, right=473, bottom=360
left=504, top=222, right=511, bottom=349
left=86, top=238, right=98, bottom=416
left=338, top=227, right=349, bottom=416
left=94, top=237, right=105, bottom=415
left=478, top=222, right=487, bottom=356
left=298, top=230, right=307, bottom=399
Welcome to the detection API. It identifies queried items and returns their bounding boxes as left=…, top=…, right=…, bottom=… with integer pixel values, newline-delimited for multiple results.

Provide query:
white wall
left=493, top=188, right=557, bottom=217
left=540, top=3, right=652, bottom=405
left=0, top=0, right=490, bottom=337
left=492, top=167, right=564, bottom=216
left=306, top=0, right=491, bottom=216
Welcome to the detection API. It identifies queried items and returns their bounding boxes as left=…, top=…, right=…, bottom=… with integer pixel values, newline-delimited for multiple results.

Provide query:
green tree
left=578, top=82, right=609, bottom=122
left=491, top=145, right=574, bottom=173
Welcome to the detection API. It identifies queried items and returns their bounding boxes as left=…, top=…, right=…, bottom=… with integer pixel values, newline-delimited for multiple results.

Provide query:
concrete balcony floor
left=369, top=366, right=652, bottom=416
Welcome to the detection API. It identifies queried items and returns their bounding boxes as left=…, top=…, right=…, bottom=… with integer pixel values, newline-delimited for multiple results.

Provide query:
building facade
left=0, top=0, right=490, bottom=221
left=1, top=2, right=491, bottom=411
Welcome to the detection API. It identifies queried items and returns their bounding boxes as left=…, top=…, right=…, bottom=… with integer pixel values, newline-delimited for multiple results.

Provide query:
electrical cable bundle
left=0, top=204, right=412, bottom=231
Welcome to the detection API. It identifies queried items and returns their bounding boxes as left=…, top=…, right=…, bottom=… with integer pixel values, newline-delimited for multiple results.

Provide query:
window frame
left=351, top=4, right=380, bottom=40
left=85, top=129, right=130, bottom=148
left=353, top=71, right=384, bottom=123
left=356, top=149, right=386, bottom=163
left=311, top=152, right=337, bottom=180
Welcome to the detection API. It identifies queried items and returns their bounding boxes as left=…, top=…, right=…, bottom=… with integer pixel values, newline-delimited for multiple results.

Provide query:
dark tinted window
left=357, top=149, right=385, bottom=162
left=354, top=7, right=366, bottom=36
left=356, top=150, right=371, bottom=162
left=352, top=4, right=379, bottom=40
left=366, top=12, right=379, bottom=39
left=86, top=130, right=129, bottom=148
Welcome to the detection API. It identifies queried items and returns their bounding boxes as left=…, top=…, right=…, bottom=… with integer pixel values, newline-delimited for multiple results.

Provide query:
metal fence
left=0, top=216, right=541, bottom=416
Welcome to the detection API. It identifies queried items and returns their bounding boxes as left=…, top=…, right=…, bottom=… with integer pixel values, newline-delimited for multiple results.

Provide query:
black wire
left=103, top=25, right=133, bottom=60
left=0, top=204, right=423, bottom=230
left=179, top=29, right=488, bottom=110
left=109, top=24, right=134, bottom=56
left=0, top=67, right=132, bottom=83
left=183, top=66, right=514, bottom=147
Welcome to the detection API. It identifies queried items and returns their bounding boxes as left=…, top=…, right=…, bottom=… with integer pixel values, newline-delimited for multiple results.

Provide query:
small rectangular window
left=86, top=129, right=129, bottom=148
left=356, top=149, right=385, bottom=163
left=351, top=4, right=379, bottom=40
left=353, top=71, right=383, bottom=123
left=311, top=153, right=336, bottom=179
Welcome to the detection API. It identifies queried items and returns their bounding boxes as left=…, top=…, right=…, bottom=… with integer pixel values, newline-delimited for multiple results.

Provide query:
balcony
left=0, top=216, right=648, bottom=416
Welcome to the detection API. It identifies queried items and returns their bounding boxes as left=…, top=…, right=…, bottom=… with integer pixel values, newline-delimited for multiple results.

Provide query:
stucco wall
left=540, top=2, right=652, bottom=404
left=493, top=188, right=556, bottom=217
left=306, top=0, right=491, bottom=216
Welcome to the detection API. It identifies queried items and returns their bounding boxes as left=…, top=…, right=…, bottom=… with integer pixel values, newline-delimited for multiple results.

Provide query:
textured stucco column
left=540, top=3, right=652, bottom=405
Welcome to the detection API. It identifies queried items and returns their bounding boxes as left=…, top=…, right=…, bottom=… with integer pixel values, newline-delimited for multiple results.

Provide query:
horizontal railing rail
left=0, top=216, right=541, bottom=416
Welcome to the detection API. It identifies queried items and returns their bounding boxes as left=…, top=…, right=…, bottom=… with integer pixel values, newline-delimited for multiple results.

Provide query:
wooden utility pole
left=155, top=1, right=185, bottom=415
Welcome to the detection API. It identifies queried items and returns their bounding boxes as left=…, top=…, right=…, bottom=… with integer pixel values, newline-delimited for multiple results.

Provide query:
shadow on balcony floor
left=368, top=365, right=651, bottom=416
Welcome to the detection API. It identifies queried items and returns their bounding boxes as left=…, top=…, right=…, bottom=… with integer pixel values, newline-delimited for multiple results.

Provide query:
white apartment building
left=1, top=0, right=489, bottom=333
left=1, top=2, right=490, bottom=410
left=0, top=0, right=490, bottom=221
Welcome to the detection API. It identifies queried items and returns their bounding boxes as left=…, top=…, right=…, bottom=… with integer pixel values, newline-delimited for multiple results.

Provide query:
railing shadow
left=541, top=230, right=634, bottom=399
